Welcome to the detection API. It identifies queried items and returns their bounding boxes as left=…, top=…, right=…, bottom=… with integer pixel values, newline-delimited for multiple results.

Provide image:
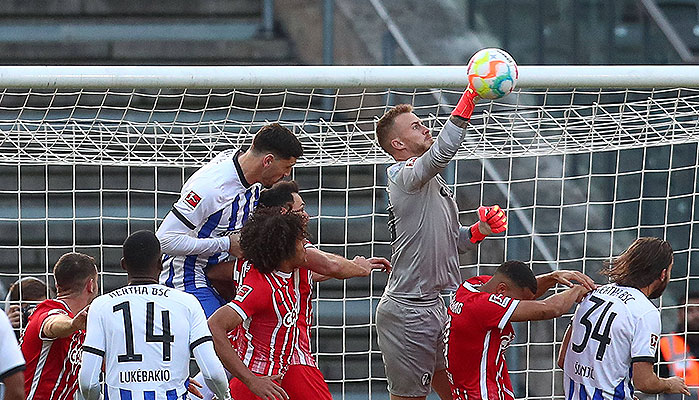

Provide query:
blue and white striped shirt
left=158, top=149, right=262, bottom=292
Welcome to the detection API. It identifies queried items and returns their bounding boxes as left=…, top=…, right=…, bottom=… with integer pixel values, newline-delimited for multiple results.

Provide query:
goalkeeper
left=374, top=88, right=507, bottom=400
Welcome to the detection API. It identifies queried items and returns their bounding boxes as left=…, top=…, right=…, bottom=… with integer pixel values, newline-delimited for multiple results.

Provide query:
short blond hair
left=376, top=104, right=413, bottom=155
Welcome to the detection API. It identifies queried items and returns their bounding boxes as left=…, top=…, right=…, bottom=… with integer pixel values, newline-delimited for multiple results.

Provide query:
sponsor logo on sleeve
left=488, top=293, right=511, bottom=308
left=185, top=191, right=201, bottom=209
left=234, top=285, right=253, bottom=302
left=650, top=333, right=659, bottom=352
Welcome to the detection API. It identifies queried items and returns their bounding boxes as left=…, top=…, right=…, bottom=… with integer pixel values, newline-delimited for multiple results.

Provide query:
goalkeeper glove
left=450, top=87, right=479, bottom=124
left=469, top=205, right=507, bottom=244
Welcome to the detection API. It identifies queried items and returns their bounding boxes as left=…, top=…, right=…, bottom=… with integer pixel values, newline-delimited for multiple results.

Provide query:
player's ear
left=495, top=281, right=508, bottom=295
left=120, top=257, right=127, bottom=272
left=86, top=277, right=97, bottom=294
left=262, top=153, right=275, bottom=167
left=390, top=137, right=405, bottom=151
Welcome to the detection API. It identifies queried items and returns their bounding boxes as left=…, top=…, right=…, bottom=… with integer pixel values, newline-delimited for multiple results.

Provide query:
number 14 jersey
left=563, top=284, right=661, bottom=400
left=83, top=284, right=213, bottom=400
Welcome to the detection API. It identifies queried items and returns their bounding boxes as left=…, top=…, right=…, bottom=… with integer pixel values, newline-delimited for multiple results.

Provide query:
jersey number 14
left=571, top=295, right=617, bottom=361
left=113, top=301, right=174, bottom=362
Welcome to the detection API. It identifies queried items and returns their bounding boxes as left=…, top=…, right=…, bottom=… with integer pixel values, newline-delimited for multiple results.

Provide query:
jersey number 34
left=571, top=295, right=617, bottom=361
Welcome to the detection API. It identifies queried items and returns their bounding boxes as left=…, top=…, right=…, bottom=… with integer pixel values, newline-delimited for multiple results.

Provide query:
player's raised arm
left=377, top=91, right=479, bottom=193
left=533, top=269, right=596, bottom=298
left=208, top=306, right=288, bottom=400
left=509, top=284, right=590, bottom=322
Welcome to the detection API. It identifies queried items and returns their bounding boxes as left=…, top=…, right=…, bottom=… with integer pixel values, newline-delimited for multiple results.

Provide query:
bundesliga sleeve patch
left=234, top=285, right=253, bottom=302
left=185, top=191, right=202, bottom=209
left=650, top=333, right=659, bottom=352
left=488, top=293, right=511, bottom=308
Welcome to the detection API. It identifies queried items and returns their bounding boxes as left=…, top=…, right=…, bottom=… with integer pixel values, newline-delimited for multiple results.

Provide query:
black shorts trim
left=171, top=208, right=196, bottom=230
left=190, top=336, right=213, bottom=351
left=83, top=345, right=106, bottom=357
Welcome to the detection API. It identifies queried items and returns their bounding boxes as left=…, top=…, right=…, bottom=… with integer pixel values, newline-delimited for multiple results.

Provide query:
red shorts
left=229, top=365, right=331, bottom=400
left=281, top=365, right=332, bottom=400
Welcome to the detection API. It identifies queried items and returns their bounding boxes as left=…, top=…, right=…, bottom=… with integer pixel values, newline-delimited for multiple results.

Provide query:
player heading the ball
left=156, top=123, right=303, bottom=317
left=374, top=48, right=515, bottom=400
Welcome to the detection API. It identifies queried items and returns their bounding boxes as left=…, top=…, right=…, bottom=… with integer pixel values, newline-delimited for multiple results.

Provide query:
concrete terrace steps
left=0, top=0, right=261, bottom=17
left=0, top=0, right=297, bottom=65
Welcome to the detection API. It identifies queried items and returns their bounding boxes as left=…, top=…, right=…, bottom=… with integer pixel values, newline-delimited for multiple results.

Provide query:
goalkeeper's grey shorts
left=376, top=294, right=448, bottom=397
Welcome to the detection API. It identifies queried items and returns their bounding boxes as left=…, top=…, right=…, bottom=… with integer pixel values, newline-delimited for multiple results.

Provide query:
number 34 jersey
left=83, top=284, right=213, bottom=400
left=563, top=284, right=661, bottom=400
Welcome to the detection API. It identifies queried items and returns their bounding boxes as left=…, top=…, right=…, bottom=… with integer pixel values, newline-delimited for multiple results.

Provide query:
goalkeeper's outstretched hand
left=450, top=86, right=480, bottom=127
left=469, top=205, right=507, bottom=244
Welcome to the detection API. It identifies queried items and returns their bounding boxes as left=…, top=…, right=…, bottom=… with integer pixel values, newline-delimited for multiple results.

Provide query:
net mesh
left=1, top=86, right=698, bottom=399
left=2, top=87, right=699, bottom=166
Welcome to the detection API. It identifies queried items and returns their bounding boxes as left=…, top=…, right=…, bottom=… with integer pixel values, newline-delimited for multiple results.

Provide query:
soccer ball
left=466, top=48, right=518, bottom=100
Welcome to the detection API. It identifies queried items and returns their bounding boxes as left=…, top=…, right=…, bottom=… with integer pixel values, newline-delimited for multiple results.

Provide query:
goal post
left=1, top=65, right=698, bottom=399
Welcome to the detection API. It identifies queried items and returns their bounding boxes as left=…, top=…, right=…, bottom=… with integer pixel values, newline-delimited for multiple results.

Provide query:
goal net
left=1, top=66, right=698, bottom=399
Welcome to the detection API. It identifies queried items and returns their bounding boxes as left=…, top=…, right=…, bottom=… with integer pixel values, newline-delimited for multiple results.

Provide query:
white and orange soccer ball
left=466, top=48, right=518, bottom=100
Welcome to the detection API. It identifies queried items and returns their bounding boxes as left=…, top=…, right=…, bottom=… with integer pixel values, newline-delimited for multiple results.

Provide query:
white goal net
left=1, top=66, right=698, bottom=399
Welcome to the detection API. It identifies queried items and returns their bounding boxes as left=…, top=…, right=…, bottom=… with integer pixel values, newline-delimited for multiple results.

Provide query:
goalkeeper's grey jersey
left=384, top=119, right=475, bottom=299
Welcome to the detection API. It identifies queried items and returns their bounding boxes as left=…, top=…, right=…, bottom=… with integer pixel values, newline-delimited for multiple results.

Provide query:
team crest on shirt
left=234, top=285, right=253, bottom=302
left=185, top=191, right=202, bottom=209
left=650, top=333, right=659, bottom=352
left=282, top=308, right=299, bottom=328
left=488, top=293, right=511, bottom=308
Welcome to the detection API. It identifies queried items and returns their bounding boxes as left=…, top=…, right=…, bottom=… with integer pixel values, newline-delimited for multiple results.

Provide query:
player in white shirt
left=559, top=237, right=690, bottom=400
left=79, top=230, right=231, bottom=400
left=157, top=123, right=303, bottom=317
left=0, top=311, right=25, bottom=400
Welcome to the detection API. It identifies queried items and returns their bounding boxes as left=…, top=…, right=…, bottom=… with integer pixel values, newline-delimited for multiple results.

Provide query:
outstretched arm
left=396, top=89, right=479, bottom=192
left=306, top=248, right=391, bottom=280
left=534, top=270, right=597, bottom=299
left=510, top=285, right=590, bottom=322
left=42, top=305, right=89, bottom=339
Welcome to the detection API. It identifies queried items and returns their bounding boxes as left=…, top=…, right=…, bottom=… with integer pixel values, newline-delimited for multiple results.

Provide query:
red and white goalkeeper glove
left=469, top=205, right=507, bottom=244
left=450, top=87, right=479, bottom=123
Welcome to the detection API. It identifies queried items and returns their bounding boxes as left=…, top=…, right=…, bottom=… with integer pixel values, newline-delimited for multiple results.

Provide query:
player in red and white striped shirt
left=254, top=181, right=390, bottom=399
left=445, top=261, right=594, bottom=400
left=208, top=207, right=309, bottom=400
left=204, top=181, right=389, bottom=400
left=21, top=252, right=99, bottom=400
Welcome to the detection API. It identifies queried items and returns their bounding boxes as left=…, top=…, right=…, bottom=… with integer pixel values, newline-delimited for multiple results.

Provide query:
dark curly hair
left=240, top=207, right=308, bottom=274
left=601, top=237, right=673, bottom=289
